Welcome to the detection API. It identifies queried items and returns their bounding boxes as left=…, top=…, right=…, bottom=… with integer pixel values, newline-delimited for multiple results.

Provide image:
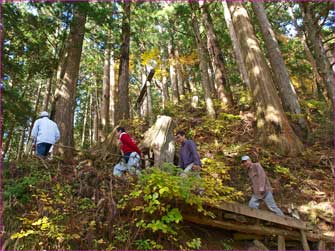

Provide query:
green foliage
left=185, top=237, right=202, bottom=250
left=118, top=166, right=206, bottom=247
left=201, top=158, right=243, bottom=204
left=3, top=162, right=51, bottom=203
left=274, top=165, right=297, bottom=184
left=303, top=99, right=326, bottom=115
left=3, top=176, right=39, bottom=203
left=217, top=113, right=241, bottom=121
left=135, top=239, right=164, bottom=250
left=9, top=185, right=74, bottom=250
left=2, top=86, right=33, bottom=127
left=220, top=238, right=234, bottom=250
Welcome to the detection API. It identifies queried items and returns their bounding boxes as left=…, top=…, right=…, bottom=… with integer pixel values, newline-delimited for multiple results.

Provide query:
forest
left=2, top=0, right=334, bottom=250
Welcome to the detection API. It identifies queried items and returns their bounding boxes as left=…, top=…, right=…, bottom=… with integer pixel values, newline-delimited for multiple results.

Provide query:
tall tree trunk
left=109, top=50, right=116, bottom=127
left=147, top=81, right=153, bottom=125
left=201, top=2, right=234, bottom=107
left=222, top=1, right=251, bottom=89
left=93, top=87, right=99, bottom=143
left=162, top=73, right=169, bottom=109
left=190, top=2, right=216, bottom=118
left=140, top=71, right=149, bottom=117
left=101, top=41, right=111, bottom=138
left=252, top=2, right=308, bottom=136
left=89, top=94, right=93, bottom=146
left=175, top=48, right=186, bottom=97
left=16, top=127, right=25, bottom=161
left=3, top=123, right=15, bottom=158
left=207, top=54, right=217, bottom=96
left=81, top=99, right=88, bottom=148
left=228, top=2, right=303, bottom=154
left=25, top=84, right=42, bottom=155
left=42, top=77, right=52, bottom=111
left=54, top=6, right=86, bottom=160
left=168, top=41, right=180, bottom=104
left=287, top=4, right=326, bottom=100
left=300, top=2, right=333, bottom=105
left=116, top=1, right=131, bottom=123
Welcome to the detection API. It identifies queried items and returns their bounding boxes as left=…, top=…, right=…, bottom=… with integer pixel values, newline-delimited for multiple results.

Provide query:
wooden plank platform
left=208, top=201, right=307, bottom=230
left=183, top=215, right=334, bottom=243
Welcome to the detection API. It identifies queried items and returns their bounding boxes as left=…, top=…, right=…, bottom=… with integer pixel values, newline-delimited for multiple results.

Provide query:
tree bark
left=109, top=49, right=116, bottom=128
left=140, top=115, right=175, bottom=167
left=222, top=1, right=251, bottom=89
left=228, top=2, right=303, bottom=154
left=93, top=86, right=99, bottom=144
left=81, top=99, right=88, bottom=148
left=42, top=77, right=52, bottom=112
left=3, top=123, right=15, bottom=158
left=201, top=2, right=234, bottom=107
left=140, top=71, right=149, bottom=117
left=300, top=2, right=333, bottom=105
left=168, top=41, right=180, bottom=104
left=53, top=6, right=86, bottom=160
left=25, top=83, right=42, bottom=155
left=116, top=1, right=131, bottom=123
left=89, top=93, right=93, bottom=146
left=252, top=2, right=308, bottom=136
left=175, top=49, right=186, bottom=97
left=161, top=67, right=169, bottom=109
left=101, top=40, right=111, bottom=138
left=190, top=1, right=216, bottom=118
left=146, top=68, right=153, bottom=125
left=16, top=127, right=25, bottom=161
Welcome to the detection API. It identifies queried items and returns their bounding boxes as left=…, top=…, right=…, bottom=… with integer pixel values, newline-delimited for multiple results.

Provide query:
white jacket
left=31, top=117, right=60, bottom=145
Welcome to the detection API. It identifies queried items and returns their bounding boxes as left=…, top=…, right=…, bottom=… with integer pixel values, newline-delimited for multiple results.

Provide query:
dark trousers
left=123, top=152, right=132, bottom=163
left=36, top=143, right=52, bottom=157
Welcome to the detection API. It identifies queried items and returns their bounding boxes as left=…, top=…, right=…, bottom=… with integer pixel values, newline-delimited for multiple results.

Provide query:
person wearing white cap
left=31, top=111, right=60, bottom=158
left=241, top=155, right=284, bottom=216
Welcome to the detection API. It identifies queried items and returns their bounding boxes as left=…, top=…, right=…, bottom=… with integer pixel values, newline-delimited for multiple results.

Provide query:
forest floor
left=2, top=100, right=333, bottom=250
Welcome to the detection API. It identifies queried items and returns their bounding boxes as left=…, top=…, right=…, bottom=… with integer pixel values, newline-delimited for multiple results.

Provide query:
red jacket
left=119, top=132, right=142, bottom=155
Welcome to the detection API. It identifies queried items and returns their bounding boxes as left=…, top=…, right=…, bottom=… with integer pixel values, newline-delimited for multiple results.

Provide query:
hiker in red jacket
left=113, top=127, right=144, bottom=176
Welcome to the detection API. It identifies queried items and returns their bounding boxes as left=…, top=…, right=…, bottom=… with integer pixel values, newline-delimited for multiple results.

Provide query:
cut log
left=300, top=230, right=310, bottom=251
left=140, top=115, right=175, bottom=167
left=211, top=201, right=307, bottom=230
left=278, top=235, right=286, bottom=251
left=183, top=215, right=333, bottom=242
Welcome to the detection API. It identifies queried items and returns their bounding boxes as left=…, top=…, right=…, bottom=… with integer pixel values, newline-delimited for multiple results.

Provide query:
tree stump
left=140, top=115, right=175, bottom=168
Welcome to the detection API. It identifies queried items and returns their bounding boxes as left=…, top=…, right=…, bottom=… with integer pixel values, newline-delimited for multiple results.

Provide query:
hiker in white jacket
left=31, top=111, right=60, bottom=157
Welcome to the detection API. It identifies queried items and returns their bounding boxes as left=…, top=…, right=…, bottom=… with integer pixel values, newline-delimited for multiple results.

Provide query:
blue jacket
left=179, top=140, right=201, bottom=169
left=31, top=117, right=60, bottom=145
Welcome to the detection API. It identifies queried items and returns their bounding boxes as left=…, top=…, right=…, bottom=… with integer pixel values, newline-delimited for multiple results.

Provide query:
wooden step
left=208, top=201, right=307, bottom=230
left=183, top=214, right=333, bottom=243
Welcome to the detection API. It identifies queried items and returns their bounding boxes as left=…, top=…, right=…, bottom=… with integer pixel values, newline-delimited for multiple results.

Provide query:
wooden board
left=183, top=215, right=333, bottom=243
left=209, top=201, right=307, bottom=230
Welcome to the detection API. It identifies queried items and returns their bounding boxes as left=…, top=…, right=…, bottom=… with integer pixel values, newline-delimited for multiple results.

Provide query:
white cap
left=40, top=111, right=49, bottom=117
left=241, top=155, right=250, bottom=161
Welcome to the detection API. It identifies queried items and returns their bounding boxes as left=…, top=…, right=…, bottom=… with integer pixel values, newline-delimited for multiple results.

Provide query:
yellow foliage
left=140, top=48, right=161, bottom=66
left=178, top=50, right=199, bottom=66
